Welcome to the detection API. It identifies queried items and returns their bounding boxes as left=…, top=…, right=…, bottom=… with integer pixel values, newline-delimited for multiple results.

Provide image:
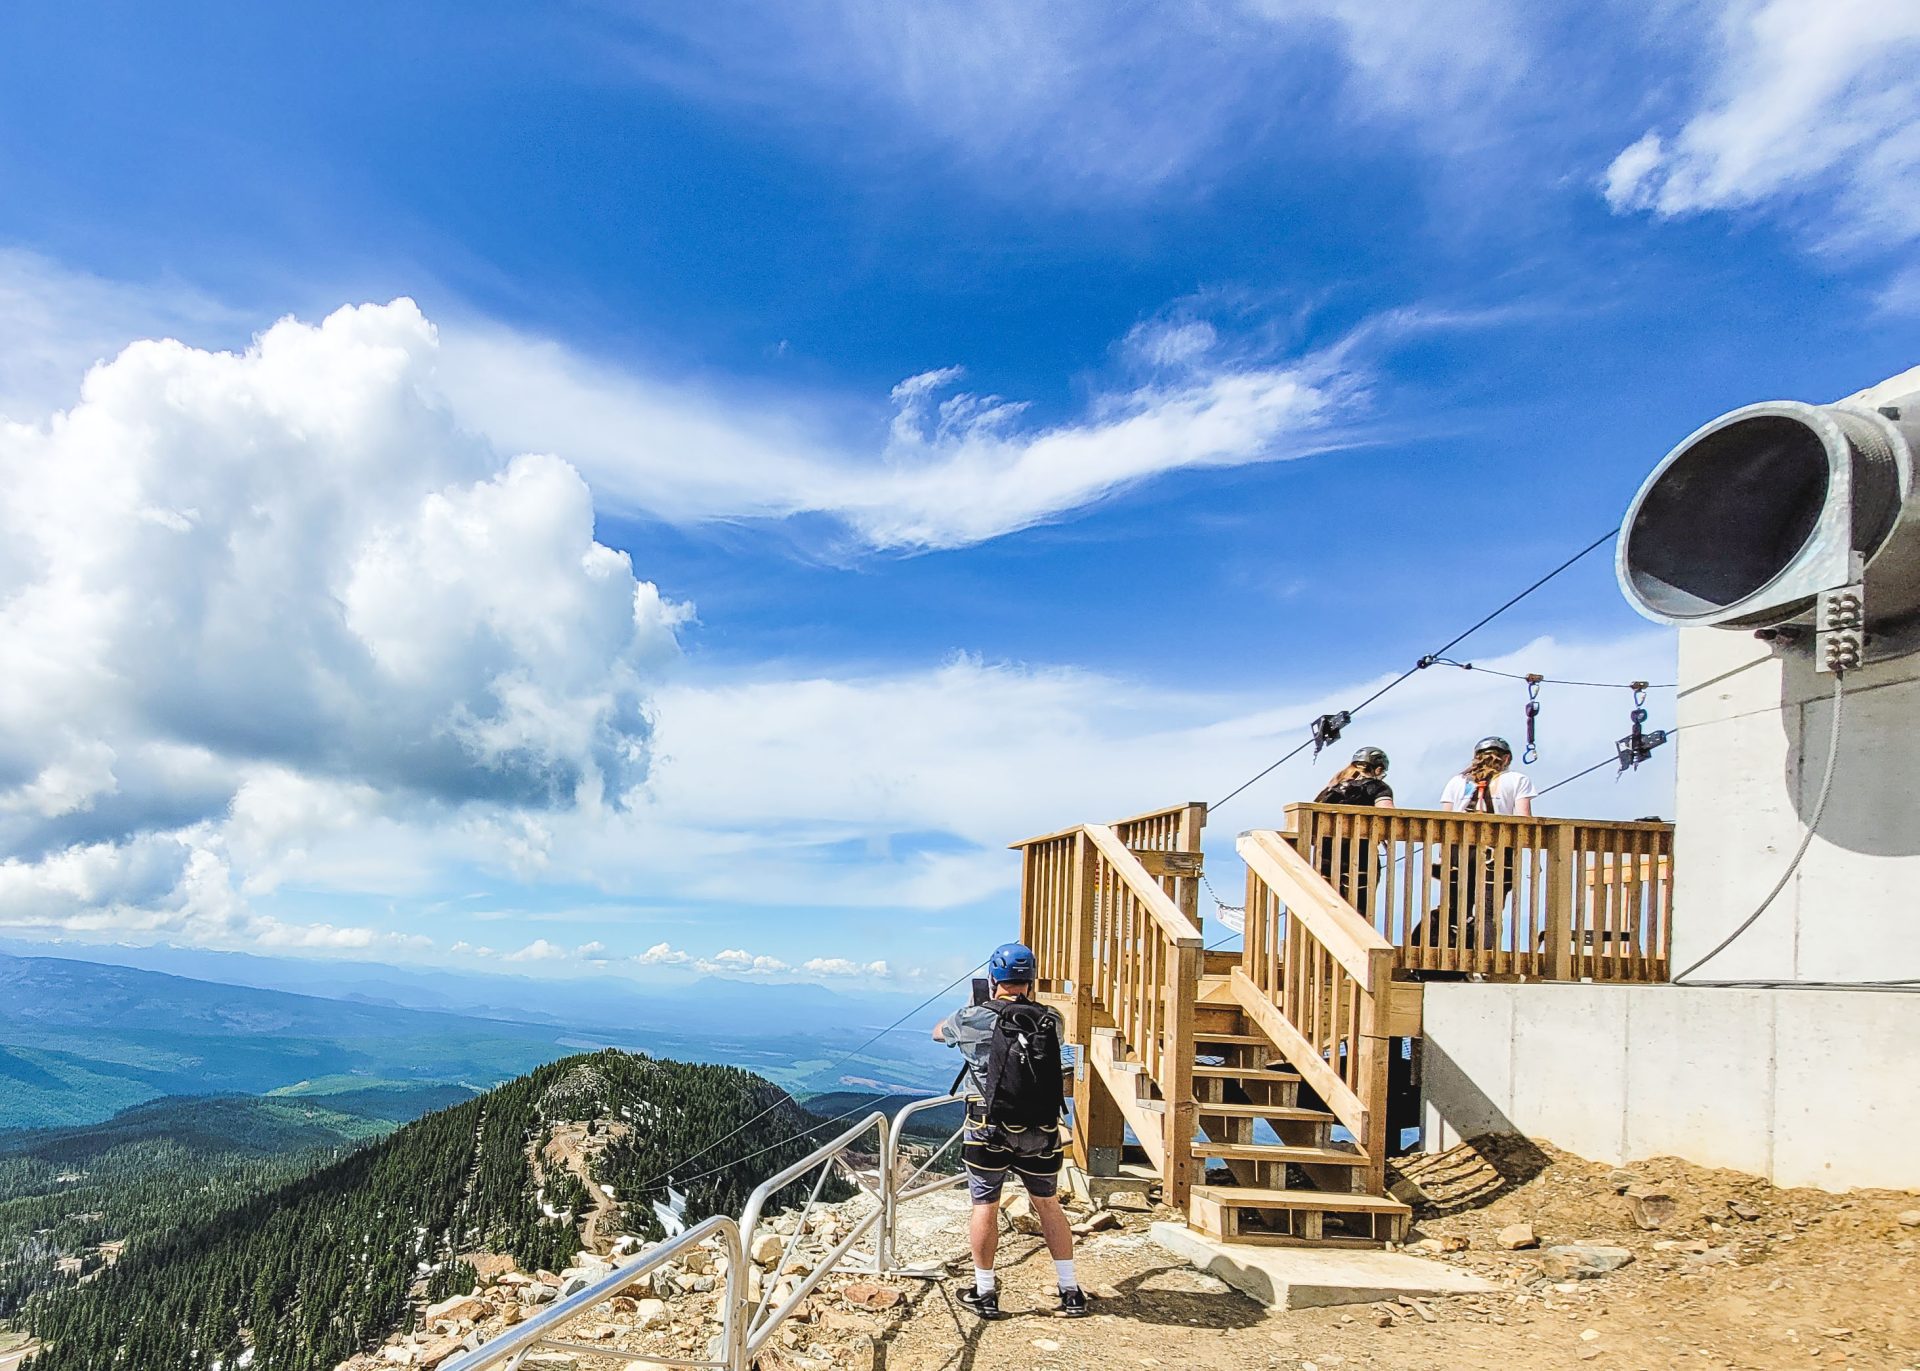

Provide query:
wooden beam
left=1087, top=1030, right=1165, bottom=1174
left=1128, top=849, right=1204, bottom=879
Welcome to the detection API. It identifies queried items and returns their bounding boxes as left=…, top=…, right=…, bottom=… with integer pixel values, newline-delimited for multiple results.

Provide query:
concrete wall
left=1673, top=628, right=1920, bottom=983
left=1421, top=981, right=1920, bottom=1192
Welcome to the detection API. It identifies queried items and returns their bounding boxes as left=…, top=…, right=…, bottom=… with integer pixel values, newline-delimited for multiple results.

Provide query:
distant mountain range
left=0, top=948, right=957, bottom=1130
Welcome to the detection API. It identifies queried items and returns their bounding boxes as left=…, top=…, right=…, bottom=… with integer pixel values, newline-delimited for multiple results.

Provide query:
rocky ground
left=341, top=1136, right=1920, bottom=1371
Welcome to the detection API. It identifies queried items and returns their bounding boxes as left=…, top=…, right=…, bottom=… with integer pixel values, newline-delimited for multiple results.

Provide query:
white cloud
left=636, top=940, right=691, bottom=966
left=1603, top=0, right=1920, bottom=250
left=612, top=0, right=1528, bottom=196
left=803, top=957, right=890, bottom=978
left=506, top=938, right=569, bottom=963
left=436, top=312, right=1366, bottom=552
left=0, top=296, right=688, bottom=955
left=696, top=947, right=792, bottom=975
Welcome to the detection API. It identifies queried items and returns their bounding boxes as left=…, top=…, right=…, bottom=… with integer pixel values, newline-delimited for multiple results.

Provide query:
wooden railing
left=1109, top=801, right=1207, bottom=928
left=1283, top=803, right=1674, bottom=982
left=1013, top=817, right=1204, bottom=1207
left=1235, top=829, right=1392, bottom=1194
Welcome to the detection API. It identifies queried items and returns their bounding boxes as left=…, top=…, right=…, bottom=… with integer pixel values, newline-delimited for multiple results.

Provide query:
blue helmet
left=987, top=942, right=1038, bottom=983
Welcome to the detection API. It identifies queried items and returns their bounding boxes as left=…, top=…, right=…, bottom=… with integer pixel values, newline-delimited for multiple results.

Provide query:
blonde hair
left=1465, top=748, right=1510, bottom=786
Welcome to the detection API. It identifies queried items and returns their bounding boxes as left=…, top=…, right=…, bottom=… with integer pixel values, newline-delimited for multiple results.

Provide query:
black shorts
left=962, top=1107, right=1064, bottom=1204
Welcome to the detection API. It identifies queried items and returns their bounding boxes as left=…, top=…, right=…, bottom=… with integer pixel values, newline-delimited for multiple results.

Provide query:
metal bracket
left=1815, top=582, right=1866, bottom=674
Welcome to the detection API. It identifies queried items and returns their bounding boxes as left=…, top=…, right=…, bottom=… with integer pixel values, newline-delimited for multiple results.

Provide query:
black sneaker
left=1057, top=1287, right=1089, bottom=1317
left=958, top=1286, right=1006, bottom=1320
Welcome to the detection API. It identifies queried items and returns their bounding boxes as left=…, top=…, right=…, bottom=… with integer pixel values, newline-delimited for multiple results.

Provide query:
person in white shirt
left=1439, top=736, right=1536, bottom=815
left=1426, top=737, right=1536, bottom=956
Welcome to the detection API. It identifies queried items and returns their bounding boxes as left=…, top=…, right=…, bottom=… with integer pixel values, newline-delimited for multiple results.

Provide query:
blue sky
left=1, top=1, right=1917, bottom=988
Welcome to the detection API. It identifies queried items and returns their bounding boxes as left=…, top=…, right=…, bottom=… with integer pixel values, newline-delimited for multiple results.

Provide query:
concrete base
left=1148, top=1221, right=1492, bottom=1310
left=1421, top=981, right=1920, bottom=1192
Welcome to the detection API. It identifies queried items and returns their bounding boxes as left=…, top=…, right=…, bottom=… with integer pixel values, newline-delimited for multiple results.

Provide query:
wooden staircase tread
left=1194, top=1032, right=1272, bottom=1045
left=1191, top=1185, right=1411, bottom=1215
left=1191, top=1102, right=1331, bottom=1120
left=1191, top=1142, right=1368, bottom=1165
left=1192, top=1064, right=1300, bottom=1081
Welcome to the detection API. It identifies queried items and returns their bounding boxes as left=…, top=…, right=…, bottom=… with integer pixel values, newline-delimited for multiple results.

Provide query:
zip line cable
left=1425, top=658, right=1677, bottom=690
left=637, top=961, right=984, bottom=1194
left=1211, top=527, right=1622, bottom=812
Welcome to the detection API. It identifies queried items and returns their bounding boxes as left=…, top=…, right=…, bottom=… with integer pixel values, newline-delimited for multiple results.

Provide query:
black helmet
left=1351, top=746, right=1389, bottom=770
left=1474, top=736, right=1513, bottom=756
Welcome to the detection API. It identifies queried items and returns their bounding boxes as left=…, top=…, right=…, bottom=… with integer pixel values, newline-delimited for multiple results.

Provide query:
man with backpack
left=931, top=941, right=1086, bottom=1320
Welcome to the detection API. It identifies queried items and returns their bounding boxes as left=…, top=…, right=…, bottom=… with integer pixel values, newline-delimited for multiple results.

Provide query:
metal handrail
left=877, top=1092, right=968, bottom=1273
left=436, top=1094, right=981, bottom=1371
left=736, top=1110, right=889, bottom=1360
left=439, top=1213, right=743, bottom=1371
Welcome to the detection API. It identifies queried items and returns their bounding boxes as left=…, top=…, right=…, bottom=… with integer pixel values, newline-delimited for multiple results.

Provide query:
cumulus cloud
left=697, top=947, right=792, bottom=975
left=0, top=298, right=687, bottom=953
left=803, top=957, right=890, bottom=978
left=1603, top=0, right=1920, bottom=250
left=636, top=940, right=692, bottom=966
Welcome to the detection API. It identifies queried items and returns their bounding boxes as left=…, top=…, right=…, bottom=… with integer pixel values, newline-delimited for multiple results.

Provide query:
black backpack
left=970, top=998, right=1064, bottom=1127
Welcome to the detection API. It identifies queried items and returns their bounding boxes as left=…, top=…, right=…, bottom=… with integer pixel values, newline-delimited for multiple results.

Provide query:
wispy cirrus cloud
left=1603, top=0, right=1920, bottom=253
left=607, top=0, right=1530, bottom=197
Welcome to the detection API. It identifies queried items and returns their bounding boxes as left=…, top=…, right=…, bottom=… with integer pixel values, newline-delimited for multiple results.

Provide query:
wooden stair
left=1091, top=1007, right=1410, bottom=1247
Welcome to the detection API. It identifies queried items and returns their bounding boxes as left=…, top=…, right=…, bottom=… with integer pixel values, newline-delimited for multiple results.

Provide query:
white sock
left=974, top=1267, right=997, bottom=1296
left=1053, top=1258, right=1079, bottom=1292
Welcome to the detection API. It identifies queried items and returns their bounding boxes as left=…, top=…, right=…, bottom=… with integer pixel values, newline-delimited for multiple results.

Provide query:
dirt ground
left=872, top=1136, right=1920, bottom=1371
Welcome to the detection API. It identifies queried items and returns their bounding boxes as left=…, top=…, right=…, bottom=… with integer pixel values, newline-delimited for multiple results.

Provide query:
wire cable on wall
left=1671, top=676, right=1847, bottom=984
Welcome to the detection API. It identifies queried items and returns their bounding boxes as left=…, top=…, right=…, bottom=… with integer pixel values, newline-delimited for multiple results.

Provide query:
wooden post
left=1161, top=936, right=1202, bottom=1212
left=1176, top=802, right=1207, bottom=932
left=1068, top=831, right=1121, bottom=1174
left=1545, top=821, right=1577, bottom=981
left=1355, top=946, right=1395, bottom=1198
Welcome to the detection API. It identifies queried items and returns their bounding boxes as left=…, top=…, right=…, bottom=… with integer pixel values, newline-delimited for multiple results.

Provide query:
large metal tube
left=1617, top=379, right=1920, bottom=632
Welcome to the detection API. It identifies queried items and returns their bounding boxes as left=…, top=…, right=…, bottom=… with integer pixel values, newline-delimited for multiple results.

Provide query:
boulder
left=1496, top=1223, right=1538, bottom=1251
left=751, top=1230, right=785, bottom=1267
left=416, top=1337, right=468, bottom=1369
left=1540, top=1244, right=1635, bottom=1280
left=634, top=1297, right=670, bottom=1330
left=1001, top=1192, right=1043, bottom=1236
left=423, top=1294, right=489, bottom=1325
left=1625, top=1187, right=1677, bottom=1231
left=841, top=1281, right=901, bottom=1311
left=683, top=1246, right=714, bottom=1275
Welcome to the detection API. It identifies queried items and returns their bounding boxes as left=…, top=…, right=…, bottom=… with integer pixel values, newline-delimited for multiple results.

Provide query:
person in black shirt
left=1313, top=746, right=1394, bottom=913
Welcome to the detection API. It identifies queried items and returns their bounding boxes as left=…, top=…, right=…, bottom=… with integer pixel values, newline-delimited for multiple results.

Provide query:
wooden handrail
left=1238, top=830, right=1389, bottom=991
left=1237, top=827, right=1393, bottom=1193
left=1084, top=823, right=1203, bottom=949
left=1282, top=802, right=1674, bottom=982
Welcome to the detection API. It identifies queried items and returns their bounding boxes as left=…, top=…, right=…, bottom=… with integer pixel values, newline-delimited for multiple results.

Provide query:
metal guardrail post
left=876, top=1093, right=968, bottom=1276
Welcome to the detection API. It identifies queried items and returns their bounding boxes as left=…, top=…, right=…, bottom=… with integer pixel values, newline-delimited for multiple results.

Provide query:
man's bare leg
left=969, top=1199, right=1000, bottom=1272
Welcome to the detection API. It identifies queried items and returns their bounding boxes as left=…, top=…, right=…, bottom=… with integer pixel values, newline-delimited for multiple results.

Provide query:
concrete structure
left=1419, top=981, right=1920, bottom=1192
left=1671, top=626, right=1920, bottom=984
left=1423, top=366, right=1920, bottom=1193
left=1149, top=1221, right=1491, bottom=1310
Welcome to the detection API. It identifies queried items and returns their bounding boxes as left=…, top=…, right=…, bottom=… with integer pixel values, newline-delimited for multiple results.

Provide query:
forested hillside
left=20, top=1051, right=839, bottom=1371
left=0, top=1093, right=460, bottom=1319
